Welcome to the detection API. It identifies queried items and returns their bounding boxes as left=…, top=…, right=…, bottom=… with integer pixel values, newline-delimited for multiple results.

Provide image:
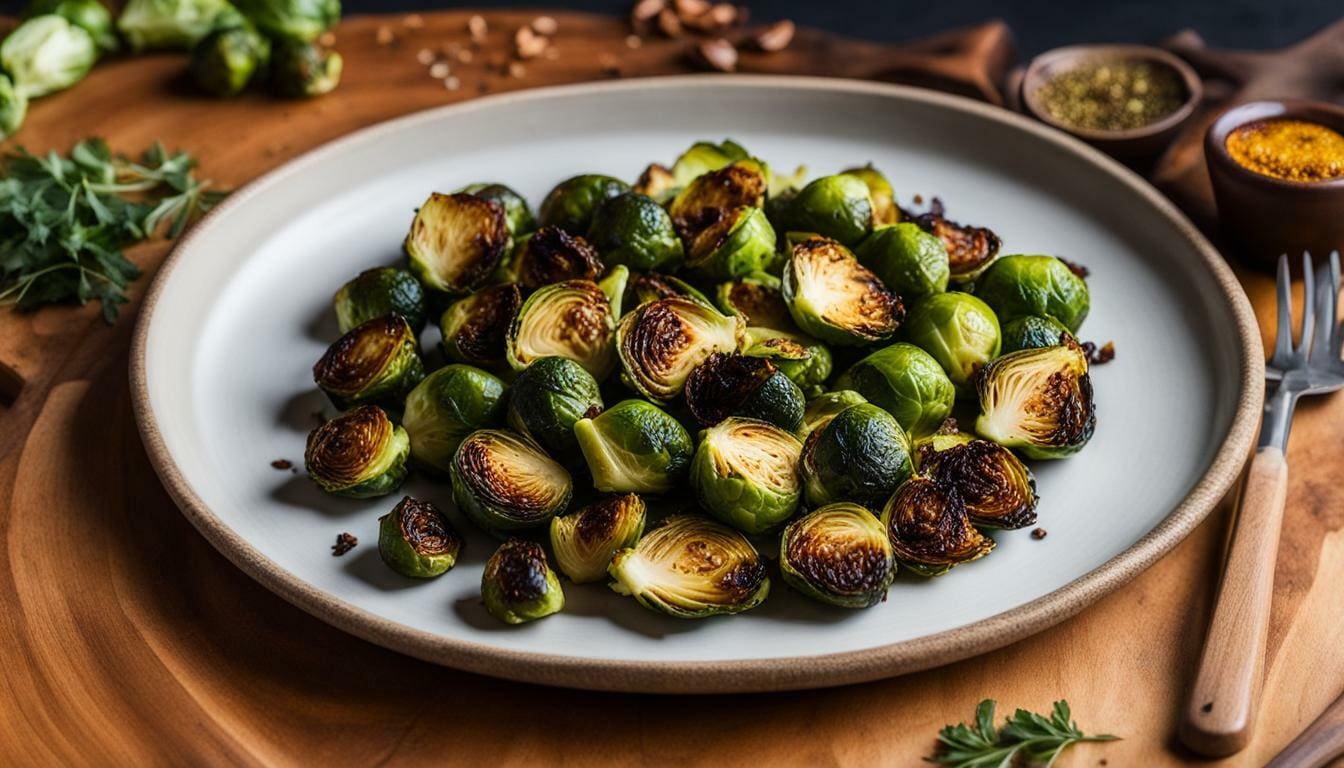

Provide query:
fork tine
left=1313, top=250, right=1339, bottom=363
left=1272, top=254, right=1293, bottom=367
left=1297, top=252, right=1316, bottom=357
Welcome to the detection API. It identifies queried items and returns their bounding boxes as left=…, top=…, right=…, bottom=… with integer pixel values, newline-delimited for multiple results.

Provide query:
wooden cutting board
left=2, top=10, right=1342, bottom=767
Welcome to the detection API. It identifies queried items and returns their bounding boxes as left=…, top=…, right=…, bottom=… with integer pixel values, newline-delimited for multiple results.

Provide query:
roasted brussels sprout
left=623, top=270, right=712, bottom=311
left=0, top=76, right=26, bottom=140
left=716, top=271, right=792, bottom=329
left=405, top=192, right=509, bottom=294
left=903, top=292, right=1001, bottom=388
left=1, top=15, right=96, bottom=98
left=585, top=191, right=683, bottom=272
left=24, top=0, right=117, bottom=52
left=549, top=493, right=646, bottom=583
left=608, top=514, right=769, bottom=618
left=780, top=502, right=897, bottom=608
left=835, top=342, right=956, bottom=437
left=854, top=223, right=950, bottom=301
left=690, top=417, right=803, bottom=534
left=633, top=162, right=676, bottom=204
left=574, top=399, right=693, bottom=494
left=304, top=405, right=409, bottom=498
left=506, top=278, right=616, bottom=379
left=233, top=0, right=339, bottom=43
left=507, top=356, right=603, bottom=467
left=450, top=429, right=573, bottom=536
left=333, top=268, right=426, bottom=334
left=778, top=174, right=874, bottom=246
left=798, top=389, right=867, bottom=440
left=378, top=496, right=463, bottom=578
left=668, top=160, right=767, bottom=238
left=597, top=264, right=629, bottom=316
left=538, top=174, right=629, bottom=234
left=670, top=138, right=752, bottom=188
left=510, top=226, right=604, bottom=290
left=482, top=539, right=564, bottom=624
left=881, top=476, right=994, bottom=576
left=457, top=182, right=535, bottom=238
left=800, top=402, right=913, bottom=507
left=1000, top=314, right=1073, bottom=353
left=401, top=364, right=505, bottom=474
left=974, top=340, right=1095, bottom=459
left=616, top=296, right=744, bottom=403
left=684, top=353, right=804, bottom=432
left=920, top=437, right=1038, bottom=529
left=270, top=40, right=342, bottom=97
left=117, top=0, right=233, bottom=51
left=840, top=165, right=897, bottom=226
left=974, top=254, right=1091, bottom=333
left=743, top=327, right=832, bottom=399
left=189, top=21, right=269, bottom=96
left=912, top=210, right=1002, bottom=283
left=439, top=283, right=521, bottom=367
left=684, top=206, right=777, bottom=281
left=312, top=314, right=424, bottom=410
left=782, top=237, right=902, bottom=347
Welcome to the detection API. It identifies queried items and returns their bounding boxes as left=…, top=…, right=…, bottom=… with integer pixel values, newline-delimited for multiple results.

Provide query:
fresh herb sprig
left=0, top=138, right=222, bottom=322
left=930, top=699, right=1117, bottom=768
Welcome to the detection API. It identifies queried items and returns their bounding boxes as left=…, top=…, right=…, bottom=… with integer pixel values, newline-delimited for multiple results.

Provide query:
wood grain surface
left=2, top=10, right=1343, bottom=766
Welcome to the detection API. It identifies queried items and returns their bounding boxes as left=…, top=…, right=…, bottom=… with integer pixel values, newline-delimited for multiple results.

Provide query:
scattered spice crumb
left=625, top=34, right=642, bottom=49
left=1031, top=528, right=1048, bottom=540
left=467, top=14, right=488, bottom=43
left=531, top=16, right=558, bottom=36
left=332, top=532, right=358, bottom=556
left=912, top=193, right=924, bottom=204
left=1082, top=341, right=1116, bottom=365
left=375, top=25, right=395, bottom=46
left=753, top=19, right=795, bottom=52
left=271, top=459, right=293, bottom=470
left=403, top=13, right=424, bottom=29
left=429, top=61, right=450, bottom=79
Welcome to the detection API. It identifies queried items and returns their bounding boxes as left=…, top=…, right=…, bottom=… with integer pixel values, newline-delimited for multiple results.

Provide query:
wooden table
left=2, top=11, right=1342, bottom=766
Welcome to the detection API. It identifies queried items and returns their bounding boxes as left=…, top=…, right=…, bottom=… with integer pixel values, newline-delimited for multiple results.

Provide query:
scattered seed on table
left=332, top=532, right=358, bottom=556
left=694, top=37, right=737, bottom=71
left=403, top=13, right=424, bottom=29
left=674, top=0, right=710, bottom=19
left=457, top=48, right=474, bottom=63
left=430, top=61, right=450, bottom=79
left=271, top=459, right=293, bottom=470
left=625, top=34, right=642, bottom=49
left=445, top=76, right=461, bottom=90
left=375, top=25, right=394, bottom=46
left=468, top=14, right=488, bottom=42
left=657, top=8, right=683, bottom=37
left=1032, top=528, right=1048, bottom=540
left=754, top=19, right=795, bottom=52
left=416, top=47, right=435, bottom=65
left=508, top=61, right=526, bottom=78
left=531, top=16, right=558, bottom=35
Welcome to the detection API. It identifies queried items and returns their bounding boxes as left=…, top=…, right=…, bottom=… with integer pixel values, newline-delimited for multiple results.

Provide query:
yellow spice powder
left=1226, top=118, right=1344, bottom=182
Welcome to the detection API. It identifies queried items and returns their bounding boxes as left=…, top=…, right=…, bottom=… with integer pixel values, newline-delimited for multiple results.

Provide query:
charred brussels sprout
left=684, top=353, right=804, bottom=432
left=378, top=497, right=463, bottom=578
left=450, top=430, right=572, bottom=536
left=189, top=22, right=269, bottom=96
left=457, top=182, right=535, bottom=237
left=854, top=223, right=950, bottom=301
left=117, top=0, right=233, bottom=51
left=506, top=279, right=616, bottom=379
left=840, top=165, right=897, bottom=226
left=881, top=477, right=994, bottom=576
left=633, top=162, right=676, bottom=204
left=0, top=76, right=26, bottom=140
left=743, top=327, right=832, bottom=399
left=921, top=438, right=1038, bottom=529
left=670, top=138, right=752, bottom=188
left=716, top=272, right=791, bottom=329
left=333, top=267, right=427, bottom=334
left=668, top=160, right=767, bottom=238
left=234, top=0, right=338, bottom=42
left=304, top=405, right=409, bottom=498
left=684, top=206, right=777, bottom=281
left=1, top=14, right=96, bottom=98
left=623, top=270, right=712, bottom=311
left=608, top=514, right=769, bottom=618
left=507, top=356, right=603, bottom=467
left=585, top=192, right=683, bottom=272
left=1000, top=314, right=1073, bottom=353
left=616, top=297, right=744, bottom=403
left=25, top=0, right=117, bottom=52
left=690, top=417, right=803, bottom=534
left=401, top=364, right=505, bottom=474
left=974, top=254, right=1091, bottom=333
left=799, top=389, right=867, bottom=440
left=779, top=174, right=874, bottom=246
left=574, top=399, right=693, bottom=494
left=974, top=341, right=1095, bottom=459
left=438, top=283, right=521, bottom=367
left=549, top=493, right=646, bottom=583
left=511, top=226, right=604, bottom=290
left=482, top=539, right=564, bottom=624
left=904, top=292, right=1001, bottom=388
left=913, top=211, right=1002, bottom=284
left=313, top=314, right=424, bottom=409
left=783, top=237, right=902, bottom=347
left=835, top=342, right=955, bottom=437
left=800, top=403, right=913, bottom=507
left=780, top=503, right=896, bottom=608
left=538, top=174, right=629, bottom=234
left=404, top=192, right=509, bottom=294
left=270, top=40, right=342, bottom=97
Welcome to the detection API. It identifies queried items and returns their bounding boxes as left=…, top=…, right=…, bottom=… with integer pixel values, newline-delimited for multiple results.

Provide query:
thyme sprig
left=930, top=699, right=1117, bottom=768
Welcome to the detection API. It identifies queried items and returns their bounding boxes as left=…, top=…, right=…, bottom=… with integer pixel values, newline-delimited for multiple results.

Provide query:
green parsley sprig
left=930, top=699, right=1117, bottom=768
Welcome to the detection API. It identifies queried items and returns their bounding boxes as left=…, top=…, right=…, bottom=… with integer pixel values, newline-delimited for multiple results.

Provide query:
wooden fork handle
left=1180, top=447, right=1289, bottom=756
left=1266, top=689, right=1344, bottom=768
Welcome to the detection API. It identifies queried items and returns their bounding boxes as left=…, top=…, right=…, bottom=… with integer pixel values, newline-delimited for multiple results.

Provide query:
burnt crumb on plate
left=271, top=459, right=293, bottom=470
left=1057, top=256, right=1090, bottom=279
left=1031, top=528, right=1048, bottom=540
left=332, top=532, right=358, bottom=556
left=1082, top=340, right=1116, bottom=365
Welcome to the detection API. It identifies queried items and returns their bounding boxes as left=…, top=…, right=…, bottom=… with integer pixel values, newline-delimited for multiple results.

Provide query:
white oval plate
left=132, top=76, right=1261, bottom=693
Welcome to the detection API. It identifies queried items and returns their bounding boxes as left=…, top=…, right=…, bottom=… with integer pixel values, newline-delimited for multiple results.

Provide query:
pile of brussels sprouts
left=304, top=138, right=1101, bottom=624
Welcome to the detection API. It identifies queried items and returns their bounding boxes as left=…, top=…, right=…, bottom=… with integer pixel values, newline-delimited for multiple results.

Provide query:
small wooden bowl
left=1205, top=99, right=1344, bottom=271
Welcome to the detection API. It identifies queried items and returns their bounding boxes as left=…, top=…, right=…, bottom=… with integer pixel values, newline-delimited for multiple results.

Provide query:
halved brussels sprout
left=401, top=364, right=506, bottom=474
left=507, top=356, right=603, bottom=468
left=921, top=437, right=1038, bottom=529
left=835, top=342, right=956, bottom=437
left=586, top=192, right=684, bottom=272
left=881, top=476, right=994, bottom=576
left=800, top=402, right=913, bottom=508
left=1, top=14, right=96, bottom=98
left=506, top=279, right=616, bottom=380
left=451, top=430, right=572, bottom=536
left=439, top=283, right=521, bottom=368
left=334, top=267, right=427, bottom=334
left=798, top=389, right=867, bottom=440
left=233, top=0, right=338, bottom=43
left=549, top=493, right=646, bottom=583
left=304, top=405, right=409, bottom=498
left=608, top=514, right=769, bottom=618
left=538, top=174, right=629, bottom=234
left=854, top=223, right=949, bottom=301
left=26, top=0, right=118, bottom=52
left=780, top=502, right=896, bottom=608
left=912, top=210, right=1002, bottom=283
left=903, top=292, right=1001, bottom=389
left=623, top=271, right=713, bottom=311
left=668, top=160, right=767, bottom=239
left=974, top=254, right=1091, bottom=333
left=840, top=165, right=897, bottom=226
left=270, top=40, right=342, bottom=98
left=574, top=399, right=693, bottom=494
left=633, top=162, right=676, bottom=204
left=189, top=22, right=270, bottom=97
left=670, top=138, right=752, bottom=189
left=1000, top=314, right=1073, bottom=354
left=404, top=192, right=509, bottom=294
left=482, top=539, right=564, bottom=624
left=378, top=497, right=463, bottom=578
left=716, top=271, right=792, bottom=329
left=683, top=353, right=804, bottom=432
left=313, top=314, right=424, bottom=410
left=457, top=182, right=535, bottom=238
left=597, top=264, right=629, bottom=316
left=510, top=226, right=604, bottom=291
left=684, top=206, right=777, bottom=281
left=690, top=417, right=803, bottom=535
left=974, top=341, right=1095, bottom=459
left=616, top=296, right=744, bottom=403
left=782, top=237, right=902, bottom=347
left=742, top=327, right=833, bottom=399
left=779, top=174, right=874, bottom=246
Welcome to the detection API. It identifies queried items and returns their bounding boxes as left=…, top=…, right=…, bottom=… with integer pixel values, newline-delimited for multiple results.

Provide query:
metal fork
left=1180, top=251, right=1344, bottom=757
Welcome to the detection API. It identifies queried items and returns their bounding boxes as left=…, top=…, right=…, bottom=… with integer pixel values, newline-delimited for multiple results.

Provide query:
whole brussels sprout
left=549, top=493, right=646, bottom=583
left=400, top=364, right=505, bottom=474
left=439, top=283, right=521, bottom=368
left=669, top=138, right=752, bottom=189
left=450, top=429, right=572, bottom=536
left=782, top=237, right=902, bottom=347
left=780, top=502, right=897, bottom=608
left=234, top=0, right=338, bottom=43
left=881, top=476, right=995, bottom=576
left=506, top=278, right=616, bottom=380
left=24, top=0, right=117, bottom=52
left=457, top=183, right=535, bottom=238
left=913, top=210, right=1002, bottom=284
left=574, top=399, right=693, bottom=494
left=778, top=174, right=874, bottom=246
left=920, top=436, right=1038, bottom=529
left=482, top=539, right=564, bottom=624
left=974, top=254, right=1091, bottom=333
left=622, top=270, right=712, bottom=312
left=538, top=174, right=629, bottom=234
left=269, top=40, right=342, bottom=97
left=743, top=327, right=832, bottom=399
left=840, top=165, right=897, bottom=226
left=800, top=402, right=913, bottom=508
left=510, top=226, right=604, bottom=290
left=585, top=192, right=683, bottom=272
left=404, top=192, right=509, bottom=294
left=616, top=296, right=744, bottom=403
left=1000, top=314, right=1073, bottom=353
left=117, top=0, right=234, bottom=51
left=312, top=314, right=424, bottom=410
left=608, top=514, right=769, bottom=618
left=0, top=75, right=27, bottom=140
left=334, top=268, right=427, bottom=334
left=304, top=405, right=409, bottom=499
left=854, top=223, right=950, bottom=301
left=189, top=21, right=269, bottom=96
left=903, top=291, right=1001, bottom=388
left=690, top=417, right=803, bottom=535
left=668, top=160, right=767, bottom=236
left=1, top=15, right=96, bottom=98
left=798, top=389, right=866, bottom=440
left=506, top=356, right=603, bottom=468
left=683, top=353, right=804, bottom=432
left=684, top=206, right=777, bottom=281
left=633, top=162, right=676, bottom=204
left=378, top=497, right=463, bottom=578
left=716, top=271, right=792, bottom=330
left=835, top=342, right=956, bottom=437
left=975, top=340, right=1095, bottom=459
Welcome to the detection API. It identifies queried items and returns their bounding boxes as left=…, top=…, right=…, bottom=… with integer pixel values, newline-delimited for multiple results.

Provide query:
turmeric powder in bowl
left=1225, top=118, right=1344, bottom=183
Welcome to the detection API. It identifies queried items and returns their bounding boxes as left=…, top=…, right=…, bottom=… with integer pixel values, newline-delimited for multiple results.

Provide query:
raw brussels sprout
left=439, top=283, right=521, bottom=367
left=608, top=514, right=769, bottom=618
left=457, top=183, right=535, bottom=238
left=683, top=353, right=804, bottom=432
left=913, top=210, right=1002, bottom=283
left=189, top=21, right=269, bottom=96
left=690, top=417, right=803, bottom=535
left=881, top=476, right=994, bottom=576
left=312, top=314, right=424, bottom=410
left=401, top=364, right=505, bottom=474
left=835, top=342, right=956, bottom=437
left=798, top=389, right=867, bottom=440
left=974, top=254, right=1091, bottom=333
left=840, top=165, right=897, bottom=226
left=623, top=270, right=712, bottom=311
left=0, top=15, right=96, bottom=98
left=574, top=399, right=693, bottom=494
left=506, top=278, right=616, bottom=380
left=903, top=291, right=1001, bottom=388
left=378, top=497, right=463, bottom=578
left=270, top=40, right=342, bottom=97
left=743, top=327, right=832, bottom=399
left=507, top=356, right=603, bottom=467
left=684, top=206, right=777, bottom=281
left=800, top=402, right=913, bottom=508
left=716, top=271, right=792, bottom=330
left=670, top=138, right=752, bottom=188
left=333, top=268, right=426, bottom=334
left=780, top=502, right=897, bottom=608
left=782, top=237, right=902, bottom=347
left=117, top=0, right=234, bottom=51
left=778, top=174, right=874, bottom=246
left=482, top=539, right=564, bottom=624
left=633, top=162, right=676, bottom=204
left=974, top=341, right=1095, bottom=459
left=405, top=192, right=509, bottom=294
left=233, top=0, right=338, bottom=43
left=667, top=160, right=767, bottom=238
left=538, top=174, right=629, bottom=234
left=24, top=0, right=117, bottom=52
left=854, top=223, right=950, bottom=301
left=549, top=493, right=646, bottom=583
left=0, top=76, right=26, bottom=140
left=510, top=226, right=604, bottom=290
left=304, top=405, right=409, bottom=498
left=1000, top=314, right=1073, bottom=353
left=586, top=192, right=683, bottom=272
left=616, top=296, right=743, bottom=402
left=450, top=429, right=573, bottom=536
left=920, top=437, right=1038, bottom=529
